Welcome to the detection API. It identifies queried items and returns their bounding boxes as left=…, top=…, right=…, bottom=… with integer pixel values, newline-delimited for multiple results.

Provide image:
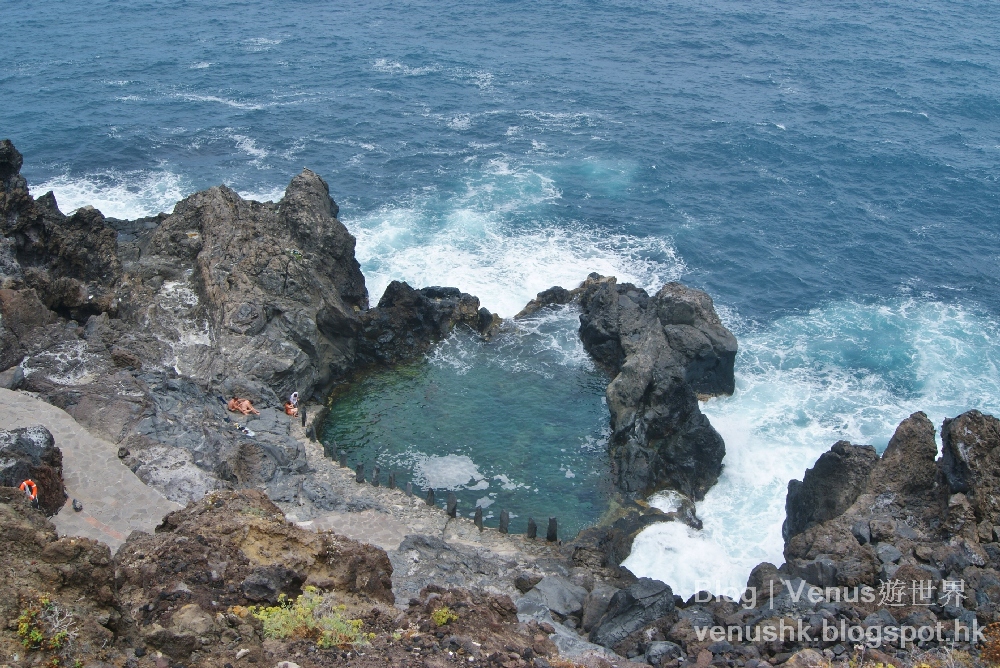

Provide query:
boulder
left=582, top=582, right=621, bottom=632
left=515, top=285, right=574, bottom=319
left=515, top=572, right=543, bottom=593
left=941, top=410, right=1000, bottom=524
left=645, top=641, right=683, bottom=666
left=0, top=364, right=22, bottom=389
left=0, top=425, right=64, bottom=514
left=589, top=577, right=676, bottom=649
left=783, top=440, right=878, bottom=540
left=523, top=575, right=589, bottom=617
left=783, top=649, right=827, bottom=668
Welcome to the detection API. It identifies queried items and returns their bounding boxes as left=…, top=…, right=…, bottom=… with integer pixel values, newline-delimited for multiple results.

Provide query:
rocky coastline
left=3, top=139, right=1000, bottom=668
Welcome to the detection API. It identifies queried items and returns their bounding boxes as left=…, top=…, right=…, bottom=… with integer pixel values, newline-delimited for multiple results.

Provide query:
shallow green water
left=322, top=306, right=612, bottom=538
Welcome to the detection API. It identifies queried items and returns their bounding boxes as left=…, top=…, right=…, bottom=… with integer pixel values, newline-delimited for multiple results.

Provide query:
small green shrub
left=15, top=593, right=79, bottom=666
left=431, top=606, right=458, bottom=627
left=249, top=586, right=370, bottom=648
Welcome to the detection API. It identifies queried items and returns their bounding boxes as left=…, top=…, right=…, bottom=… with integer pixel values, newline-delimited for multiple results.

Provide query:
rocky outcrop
left=1, top=140, right=121, bottom=319
left=125, top=168, right=367, bottom=400
left=2, top=485, right=573, bottom=668
left=115, top=489, right=395, bottom=661
left=782, top=411, right=953, bottom=589
left=358, top=281, right=499, bottom=366
left=0, top=425, right=64, bottom=514
left=562, top=411, right=1000, bottom=667
left=0, top=140, right=500, bottom=505
left=782, top=440, right=878, bottom=541
left=546, top=274, right=736, bottom=500
left=515, top=275, right=736, bottom=500
left=579, top=276, right=735, bottom=500
left=589, top=578, right=677, bottom=649
left=941, top=409, right=1000, bottom=523
left=117, top=489, right=394, bottom=610
left=777, top=409, right=1000, bottom=631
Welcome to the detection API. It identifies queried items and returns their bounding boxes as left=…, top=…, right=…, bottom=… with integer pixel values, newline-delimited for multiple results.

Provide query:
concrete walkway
left=0, top=388, right=180, bottom=551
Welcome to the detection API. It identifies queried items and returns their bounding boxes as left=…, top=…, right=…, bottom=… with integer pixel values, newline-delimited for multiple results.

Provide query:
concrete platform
left=0, top=388, right=180, bottom=550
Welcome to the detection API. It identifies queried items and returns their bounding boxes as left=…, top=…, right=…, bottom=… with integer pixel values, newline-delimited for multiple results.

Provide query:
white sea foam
left=347, top=159, right=683, bottom=317
left=33, top=169, right=288, bottom=220
left=34, top=171, right=191, bottom=219
left=230, top=133, right=270, bottom=169
left=622, top=298, right=1000, bottom=599
left=427, top=305, right=595, bottom=377
left=244, top=37, right=281, bottom=52
left=237, top=185, right=286, bottom=204
left=647, top=490, right=683, bottom=514
left=372, top=58, right=439, bottom=76
left=352, top=215, right=681, bottom=317
left=176, top=93, right=265, bottom=110
left=412, top=454, right=485, bottom=490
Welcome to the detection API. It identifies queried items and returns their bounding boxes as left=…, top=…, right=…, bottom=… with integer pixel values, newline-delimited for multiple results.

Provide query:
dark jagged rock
left=575, top=274, right=736, bottom=500
left=782, top=440, right=878, bottom=541
left=358, top=281, right=499, bottom=366
left=868, top=409, right=940, bottom=496
left=941, top=409, right=1000, bottom=523
left=778, top=409, right=1000, bottom=630
left=0, top=287, right=59, bottom=370
left=522, top=575, right=589, bottom=617
left=0, top=425, right=64, bottom=514
left=0, top=141, right=121, bottom=319
left=589, top=577, right=676, bottom=649
left=517, top=275, right=737, bottom=501
left=134, top=170, right=367, bottom=399
left=514, top=285, right=574, bottom=319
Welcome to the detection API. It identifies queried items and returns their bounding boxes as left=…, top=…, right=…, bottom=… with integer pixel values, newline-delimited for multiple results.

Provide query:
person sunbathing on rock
left=283, top=400, right=299, bottom=417
left=227, top=397, right=260, bottom=415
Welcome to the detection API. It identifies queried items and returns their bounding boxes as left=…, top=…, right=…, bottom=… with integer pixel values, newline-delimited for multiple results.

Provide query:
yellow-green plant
left=249, top=586, right=369, bottom=648
left=431, top=606, right=458, bottom=627
left=15, top=594, right=79, bottom=667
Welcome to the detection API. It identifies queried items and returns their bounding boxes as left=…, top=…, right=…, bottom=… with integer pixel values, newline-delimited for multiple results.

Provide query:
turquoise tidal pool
left=321, top=306, right=613, bottom=539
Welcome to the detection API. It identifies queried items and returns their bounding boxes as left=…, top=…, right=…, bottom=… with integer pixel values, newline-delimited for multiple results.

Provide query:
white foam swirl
left=622, top=298, right=1000, bottom=599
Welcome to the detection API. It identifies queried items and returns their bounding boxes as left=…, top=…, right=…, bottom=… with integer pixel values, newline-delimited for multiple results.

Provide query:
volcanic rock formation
left=520, top=274, right=737, bottom=501
left=0, top=139, right=499, bottom=505
left=1, top=486, right=571, bottom=668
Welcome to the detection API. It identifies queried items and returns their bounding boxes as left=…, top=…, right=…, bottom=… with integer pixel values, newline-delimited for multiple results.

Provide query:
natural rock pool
left=322, top=306, right=612, bottom=538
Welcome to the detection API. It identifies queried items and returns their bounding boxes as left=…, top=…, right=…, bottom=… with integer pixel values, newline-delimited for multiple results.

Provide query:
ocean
left=4, top=0, right=999, bottom=597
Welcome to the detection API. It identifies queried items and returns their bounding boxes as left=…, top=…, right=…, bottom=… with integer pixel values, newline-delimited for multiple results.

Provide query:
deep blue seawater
left=4, top=0, right=1000, bottom=595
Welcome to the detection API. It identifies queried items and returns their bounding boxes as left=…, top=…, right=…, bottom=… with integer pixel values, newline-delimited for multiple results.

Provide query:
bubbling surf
left=623, top=298, right=1000, bottom=599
